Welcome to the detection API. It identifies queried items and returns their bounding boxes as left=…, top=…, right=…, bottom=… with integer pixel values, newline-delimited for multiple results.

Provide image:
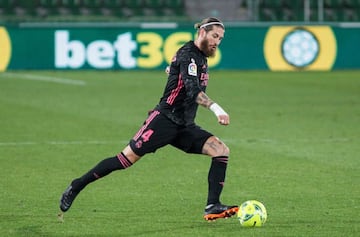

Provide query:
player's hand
left=218, top=114, right=230, bottom=125
left=209, top=103, right=229, bottom=125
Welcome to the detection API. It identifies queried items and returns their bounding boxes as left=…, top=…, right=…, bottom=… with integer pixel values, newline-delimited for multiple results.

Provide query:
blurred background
left=1, top=0, right=360, bottom=23
left=1, top=0, right=360, bottom=71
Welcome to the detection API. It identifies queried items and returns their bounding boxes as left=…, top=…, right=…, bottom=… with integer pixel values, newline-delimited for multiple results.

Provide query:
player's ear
left=199, top=28, right=207, bottom=38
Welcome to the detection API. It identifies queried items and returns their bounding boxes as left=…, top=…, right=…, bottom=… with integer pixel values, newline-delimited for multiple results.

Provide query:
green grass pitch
left=0, top=70, right=359, bottom=236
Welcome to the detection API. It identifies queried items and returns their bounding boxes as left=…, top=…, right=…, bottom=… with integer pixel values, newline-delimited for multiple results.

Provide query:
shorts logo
left=188, top=58, right=197, bottom=76
left=135, top=140, right=143, bottom=149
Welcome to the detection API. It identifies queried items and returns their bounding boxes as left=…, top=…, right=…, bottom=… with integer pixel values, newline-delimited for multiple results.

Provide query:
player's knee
left=122, top=145, right=141, bottom=164
left=203, top=136, right=230, bottom=157
left=225, top=144, right=230, bottom=156
left=213, top=137, right=229, bottom=157
left=221, top=142, right=230, bottom=157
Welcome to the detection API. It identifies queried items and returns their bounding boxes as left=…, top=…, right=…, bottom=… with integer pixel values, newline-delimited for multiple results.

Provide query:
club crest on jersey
left=188, top=58, right=197, bottom=76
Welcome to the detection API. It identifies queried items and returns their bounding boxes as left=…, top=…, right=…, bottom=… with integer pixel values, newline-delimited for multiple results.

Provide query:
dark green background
left=4, top=25, right=360, bottom=70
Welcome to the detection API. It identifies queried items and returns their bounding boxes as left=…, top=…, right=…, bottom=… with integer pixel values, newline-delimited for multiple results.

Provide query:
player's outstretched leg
left=59, top=153, right=133, bottom=212
left=203, top=203, right=239, bottom=221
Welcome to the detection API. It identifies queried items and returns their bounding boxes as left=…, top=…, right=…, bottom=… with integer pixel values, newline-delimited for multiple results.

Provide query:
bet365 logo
left=55, top=30, right=221, bottom=69
left=0, top=27, right=11, bottom=72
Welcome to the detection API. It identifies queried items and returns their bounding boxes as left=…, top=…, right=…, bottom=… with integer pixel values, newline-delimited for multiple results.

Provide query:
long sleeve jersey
left=155, top=41, right=209, bottom=126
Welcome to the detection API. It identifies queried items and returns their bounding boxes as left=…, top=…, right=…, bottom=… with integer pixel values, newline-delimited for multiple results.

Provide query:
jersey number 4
left=141, top=129, right=154, bottom=142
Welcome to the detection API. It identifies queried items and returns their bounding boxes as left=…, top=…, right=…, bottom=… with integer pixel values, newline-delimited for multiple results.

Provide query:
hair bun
left=194, top=23, right=201, bottom=29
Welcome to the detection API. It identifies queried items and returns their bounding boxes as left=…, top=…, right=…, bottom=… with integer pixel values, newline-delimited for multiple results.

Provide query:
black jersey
left=155, top=41, right=209, bottom=126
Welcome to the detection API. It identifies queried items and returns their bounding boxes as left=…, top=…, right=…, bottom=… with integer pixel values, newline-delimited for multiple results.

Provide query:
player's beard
left=200, top=38, right=216, bottom=57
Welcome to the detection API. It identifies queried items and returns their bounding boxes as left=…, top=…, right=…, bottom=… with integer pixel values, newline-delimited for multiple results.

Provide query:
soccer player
left=60, top=17, right=238, bottom=221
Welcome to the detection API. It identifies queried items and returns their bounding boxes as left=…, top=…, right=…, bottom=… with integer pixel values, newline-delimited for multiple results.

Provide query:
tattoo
left=196, top=91, right=213, bottom=108
left=203, top=138, right=227, bottom=156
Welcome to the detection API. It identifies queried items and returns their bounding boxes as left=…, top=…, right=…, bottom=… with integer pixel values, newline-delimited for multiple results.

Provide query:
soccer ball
left=237, top=200, right=267, bottom=227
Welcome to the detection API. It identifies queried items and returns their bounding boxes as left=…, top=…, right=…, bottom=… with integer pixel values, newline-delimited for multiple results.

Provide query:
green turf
left=0, top=70, right=359, bottom=237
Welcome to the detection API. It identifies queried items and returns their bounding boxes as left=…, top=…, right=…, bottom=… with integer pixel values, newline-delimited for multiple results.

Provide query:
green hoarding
left=0, top=23, right=359, bottom=71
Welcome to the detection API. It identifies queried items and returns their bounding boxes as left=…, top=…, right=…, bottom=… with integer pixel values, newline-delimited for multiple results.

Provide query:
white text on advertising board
left=54, top=30, right=221, bottom=69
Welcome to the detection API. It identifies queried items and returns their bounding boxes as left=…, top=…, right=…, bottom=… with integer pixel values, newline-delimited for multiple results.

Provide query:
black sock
left=71, top=152, right=132, bottom=192
left=207, top=156, right=228, bottom=205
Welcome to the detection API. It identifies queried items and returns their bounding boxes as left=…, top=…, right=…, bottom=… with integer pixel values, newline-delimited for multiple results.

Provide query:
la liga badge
left=188, top=58, right=197, bottom=76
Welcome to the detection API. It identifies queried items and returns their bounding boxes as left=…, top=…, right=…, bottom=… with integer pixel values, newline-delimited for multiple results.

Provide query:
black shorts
left=129, top=110, right=213, bottom=157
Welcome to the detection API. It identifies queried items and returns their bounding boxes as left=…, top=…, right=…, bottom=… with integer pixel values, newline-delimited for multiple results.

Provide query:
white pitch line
left=0, top=72, right=86, bottom=86
left=0, top=141, right=38, bottom=146
left=222, top=137, right=355, bottom=145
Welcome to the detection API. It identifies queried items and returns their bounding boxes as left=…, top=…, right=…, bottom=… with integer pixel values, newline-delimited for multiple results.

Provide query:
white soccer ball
left=237, top=200, right=267, bottom=227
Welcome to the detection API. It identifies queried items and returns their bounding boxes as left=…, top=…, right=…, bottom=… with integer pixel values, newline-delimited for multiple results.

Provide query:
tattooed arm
left=196, top=91, right=214, bottom=108
left=196, top=91, right=230, bottom=125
